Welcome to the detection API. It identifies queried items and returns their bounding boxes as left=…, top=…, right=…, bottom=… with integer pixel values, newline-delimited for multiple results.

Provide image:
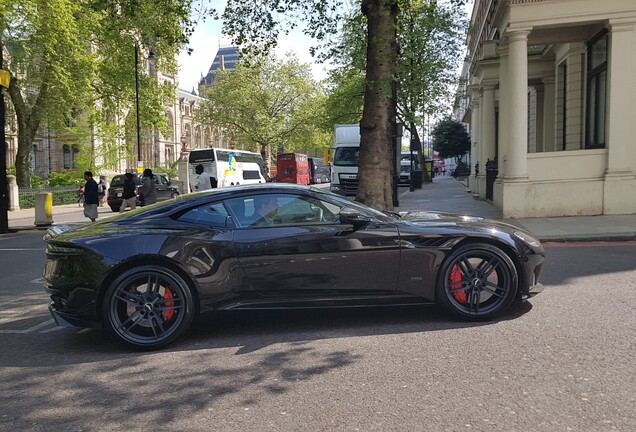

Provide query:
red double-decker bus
left=276, top=153, right=310, bottom=185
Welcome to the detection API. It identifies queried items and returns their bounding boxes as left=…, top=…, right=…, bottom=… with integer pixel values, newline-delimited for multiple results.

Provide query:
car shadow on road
left=182, top=302, right=534, bottom=355
left=0, top=302, right=533, bottom=368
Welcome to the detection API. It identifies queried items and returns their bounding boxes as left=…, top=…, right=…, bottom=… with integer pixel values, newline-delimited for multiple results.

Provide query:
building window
left=555, top=61, right=567, bottom=151
left=31, top=145, right=38, bottom=171
left=586, top=30, right=607, bottom=149
left=63, top=145, right=71, bottom=169
left=72, top=145, right=80, bottom=168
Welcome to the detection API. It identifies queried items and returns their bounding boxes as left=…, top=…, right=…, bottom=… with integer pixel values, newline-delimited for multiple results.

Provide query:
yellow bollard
left=34, top=192, right=53, bottom=226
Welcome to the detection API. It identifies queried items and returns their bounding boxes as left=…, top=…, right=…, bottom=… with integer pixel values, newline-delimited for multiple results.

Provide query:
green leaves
left=2, top=0, right=205, bottom=186
left=196, top=54, right=328, bottom=156
left=432, top=117, right=470, bottom=161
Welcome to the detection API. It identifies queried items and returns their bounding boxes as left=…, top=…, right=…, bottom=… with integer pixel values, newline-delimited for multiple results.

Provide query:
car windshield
left=334, top=147, right=360, bottom=166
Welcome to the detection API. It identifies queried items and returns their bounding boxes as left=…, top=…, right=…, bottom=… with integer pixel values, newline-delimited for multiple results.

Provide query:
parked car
left=43, top=183, right=545, bottom=350
left=106, top=172, right=180, bottom=212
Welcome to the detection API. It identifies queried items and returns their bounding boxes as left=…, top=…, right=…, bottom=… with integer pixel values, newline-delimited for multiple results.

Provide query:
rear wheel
left=436, top=243, right=518, bottom=320
left=102, top=265, right=196, bottom=350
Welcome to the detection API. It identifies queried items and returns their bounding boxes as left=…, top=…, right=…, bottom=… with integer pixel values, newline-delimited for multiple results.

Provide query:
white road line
left=40, top=325, right=66, bottom=333
left=0, top=319, right=55, bottom=334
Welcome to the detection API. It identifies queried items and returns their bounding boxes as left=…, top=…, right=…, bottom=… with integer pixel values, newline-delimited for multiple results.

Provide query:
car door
left=228, top=192, right=401, bottom=298
left=154, top=174, right=170, bottom=201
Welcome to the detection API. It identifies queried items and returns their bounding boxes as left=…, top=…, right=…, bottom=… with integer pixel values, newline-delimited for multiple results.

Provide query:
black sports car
left=43, top=184, right=545, bottom=350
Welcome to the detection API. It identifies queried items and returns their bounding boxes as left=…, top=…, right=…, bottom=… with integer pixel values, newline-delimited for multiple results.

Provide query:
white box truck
left=330, top=124, right=360, bottom=196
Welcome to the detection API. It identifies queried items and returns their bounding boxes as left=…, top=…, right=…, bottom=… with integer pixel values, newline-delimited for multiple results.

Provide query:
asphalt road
left=0, top=234, right=634, bottom=432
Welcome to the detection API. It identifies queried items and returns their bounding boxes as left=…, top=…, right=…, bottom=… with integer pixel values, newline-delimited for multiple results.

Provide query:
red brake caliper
left=163, top=287, right=175, bottom=321
left=450, top=264, right=467, bottom=304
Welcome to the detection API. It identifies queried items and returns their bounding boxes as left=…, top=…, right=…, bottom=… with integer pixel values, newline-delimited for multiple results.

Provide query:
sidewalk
left=6, top=178, right=636, bottom=242
left=396, top=176, right=636, bottom=242
left=6, top=202, right=117, bottom=232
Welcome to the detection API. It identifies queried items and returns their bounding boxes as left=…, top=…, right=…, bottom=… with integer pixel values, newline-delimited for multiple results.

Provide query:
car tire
left=102, top=265, right=196, bottom=350
left=436, top=243, right=518, bottom=321
left=170, top=192, right=179, bottom=199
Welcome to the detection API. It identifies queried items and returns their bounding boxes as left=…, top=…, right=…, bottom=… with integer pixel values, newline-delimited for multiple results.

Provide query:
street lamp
left=134, top=45, right=157, bottom=172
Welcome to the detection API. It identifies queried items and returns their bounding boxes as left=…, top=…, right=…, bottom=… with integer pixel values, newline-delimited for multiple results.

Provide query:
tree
left=321, top=1, right=467, bottom=182
left=1, top=0, right=204, bottom=187
left=196, top=54, right=329, bottom=167
left=431, top=117, right=470, bottom=163
left=221, top=0, right=398, bottom=210
left=397, top=0, right=467, bottom=180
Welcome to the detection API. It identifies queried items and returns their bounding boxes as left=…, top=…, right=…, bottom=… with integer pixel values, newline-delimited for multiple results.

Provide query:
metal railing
left=17, top=186, right=81, bottom=208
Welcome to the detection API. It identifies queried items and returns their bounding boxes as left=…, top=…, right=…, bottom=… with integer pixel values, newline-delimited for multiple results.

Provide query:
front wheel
left=170, top=192, right=179, bottom=199
left=102, top=265, right=196, bottom=350
left=436, top=243, right=518, bottom=321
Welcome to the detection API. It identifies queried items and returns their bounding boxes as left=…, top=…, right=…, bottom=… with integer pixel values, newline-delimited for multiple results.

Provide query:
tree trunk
left=407, top=122, right=431, bottom=183
left=357, top=0, right=398, bottom=211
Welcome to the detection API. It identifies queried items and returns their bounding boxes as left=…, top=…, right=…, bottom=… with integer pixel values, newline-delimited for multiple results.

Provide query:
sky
left=177, top=2, right=332, bottom=92
left=177, top=0, right=475, bottom=92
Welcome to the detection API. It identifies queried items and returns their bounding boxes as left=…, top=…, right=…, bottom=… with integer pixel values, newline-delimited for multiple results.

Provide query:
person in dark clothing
left=139, top=168, right=157, bottom=205
left=119, top=172, right=137, bottom=213
left=83, top=171, right=99, bottom=222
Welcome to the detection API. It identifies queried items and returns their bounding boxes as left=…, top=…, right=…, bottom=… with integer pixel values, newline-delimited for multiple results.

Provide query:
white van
left=188, top=148, right=266, bottom=191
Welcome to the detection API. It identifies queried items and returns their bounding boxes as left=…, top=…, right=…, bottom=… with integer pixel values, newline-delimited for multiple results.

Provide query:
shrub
left=48, top=172, right=84, bottom=187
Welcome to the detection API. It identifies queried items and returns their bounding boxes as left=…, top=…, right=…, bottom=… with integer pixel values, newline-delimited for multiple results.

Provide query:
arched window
left=72, top=145, right=80, bottom=168
left=165, top=146, right=174, bottom=164
left=31, top=145, right=38, bottom=171
left=63, top=145, right=71, bottom=169
left=164, top=112, right=174, bottom=141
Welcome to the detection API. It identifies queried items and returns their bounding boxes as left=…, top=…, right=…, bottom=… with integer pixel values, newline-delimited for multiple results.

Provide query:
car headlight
left=513, top=231, right=541, bottom=248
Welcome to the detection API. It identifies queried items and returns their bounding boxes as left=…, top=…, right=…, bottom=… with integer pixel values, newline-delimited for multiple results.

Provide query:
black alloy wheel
left=103, top=265, right=196, bottom=350
left=436, top=243, right=518, bottom=320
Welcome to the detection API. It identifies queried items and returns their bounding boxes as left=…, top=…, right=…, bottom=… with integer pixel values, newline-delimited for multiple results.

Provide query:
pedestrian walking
left=82, top=171, right=99, bottom=222
left=194, top=164, right=216, bottom=191
left=77, top=186, right=85, bottom=206
left=97, top=177, right=107, bottom=207
left=139, top=168, right=157, bottom=206
left=118, top=172, right=137, bottom=213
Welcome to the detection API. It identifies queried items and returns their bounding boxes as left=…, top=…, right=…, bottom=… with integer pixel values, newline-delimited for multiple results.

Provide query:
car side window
left=226, top=194, right=340, bottom=227
left=177, top=202, right=233, bottom=227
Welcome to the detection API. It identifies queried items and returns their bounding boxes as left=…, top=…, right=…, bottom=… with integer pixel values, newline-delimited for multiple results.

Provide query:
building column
left=477, top=84, right=496, bottom=198
left=604, top=20, right=636, bottom=214
left=504, top=29, right=530, bottom=180
left=469, top=97, right=480, bottom=195
left=492, top=47, right=508, bottom=211
left=606, top=20, right=636, bottom=178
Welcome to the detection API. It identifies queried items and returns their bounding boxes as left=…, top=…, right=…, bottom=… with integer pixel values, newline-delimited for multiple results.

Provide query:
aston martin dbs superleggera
left=43, top=183, right=544, bottom=350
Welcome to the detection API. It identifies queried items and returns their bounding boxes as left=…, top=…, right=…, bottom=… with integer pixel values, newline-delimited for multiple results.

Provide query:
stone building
left=3, top=47, right=236, bottom=179
left=455, top=0, right=636, bottom=217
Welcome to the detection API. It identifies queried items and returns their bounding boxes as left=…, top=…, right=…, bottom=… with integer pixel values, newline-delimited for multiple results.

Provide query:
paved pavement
left=5, top=176, right=636, bottom=242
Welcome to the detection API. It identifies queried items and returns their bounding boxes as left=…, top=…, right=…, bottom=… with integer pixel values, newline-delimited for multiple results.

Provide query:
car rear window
left=110, top=176, right=126, bottom=187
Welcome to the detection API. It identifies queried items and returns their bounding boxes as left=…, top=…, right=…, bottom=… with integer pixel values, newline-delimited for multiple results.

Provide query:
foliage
left=221, top=0, right=399, bottom=210
left=432, top=117, right=470, bottom=162
left=47, top=172, right=84, bottom=187
left=197, top=54, right=329, bottom=156
left=1, top=0, right=210, bottom=187
left=152, top=164, right=178, bottom=180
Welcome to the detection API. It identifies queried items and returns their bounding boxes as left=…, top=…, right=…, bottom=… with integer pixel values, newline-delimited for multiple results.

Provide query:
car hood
left=399, top=211, right=523, bottom=232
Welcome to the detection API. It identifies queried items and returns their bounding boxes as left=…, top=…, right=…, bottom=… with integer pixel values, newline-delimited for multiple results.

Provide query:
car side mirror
left=339, top=207, right=372, bottom=227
